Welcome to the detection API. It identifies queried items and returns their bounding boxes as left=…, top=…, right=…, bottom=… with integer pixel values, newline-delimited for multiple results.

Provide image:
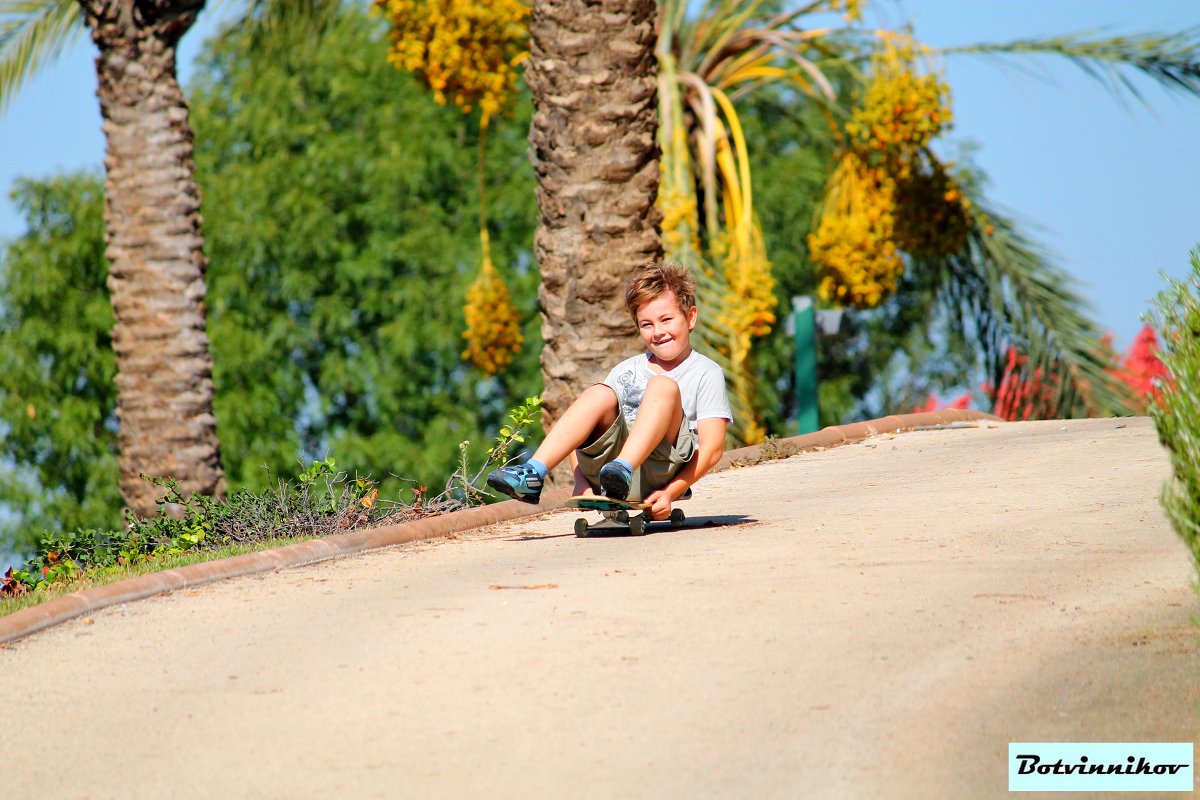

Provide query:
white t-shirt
left=603, top=350, right=733, bottom=431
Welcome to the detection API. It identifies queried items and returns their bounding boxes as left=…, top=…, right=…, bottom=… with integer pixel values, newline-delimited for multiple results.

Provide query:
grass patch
left=0, top=535, right=319, bottom=617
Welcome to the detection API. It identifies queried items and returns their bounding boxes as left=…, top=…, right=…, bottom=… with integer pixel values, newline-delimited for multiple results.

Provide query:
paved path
left=2, top=418, right=1196, bottom=798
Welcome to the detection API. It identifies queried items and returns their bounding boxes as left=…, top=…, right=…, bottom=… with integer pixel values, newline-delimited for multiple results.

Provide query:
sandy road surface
left=2, top=417, right=1196, bottom=798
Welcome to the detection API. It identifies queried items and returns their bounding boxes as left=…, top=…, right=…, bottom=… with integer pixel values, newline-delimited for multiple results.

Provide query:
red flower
left=990, top=347, right=1059, bottom=421
left=1110, top=323, right=1168, bottom=409
left=911, top=392, right=973, bottom=414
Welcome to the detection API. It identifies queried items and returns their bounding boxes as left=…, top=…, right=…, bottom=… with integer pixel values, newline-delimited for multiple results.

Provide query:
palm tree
left=0, top=0, right=333, bottom=516
left=1, top=0, right=222, bottom=516
left=525, top=0, right=662, bottom=427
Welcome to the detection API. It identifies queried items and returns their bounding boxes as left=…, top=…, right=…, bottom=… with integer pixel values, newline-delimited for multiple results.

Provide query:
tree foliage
left=0, top=173, right=120, bottom=554
left=191, top=8, right=542, bottom=492
left=653, top=0, right=1200, bottom=435
left=727, top=75, right=979, bottom=432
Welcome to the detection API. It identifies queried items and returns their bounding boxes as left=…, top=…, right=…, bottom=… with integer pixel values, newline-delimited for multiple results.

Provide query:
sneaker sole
left=486, top=473, right=540, bottom=504
left=599, top=469, right=631, bottom=501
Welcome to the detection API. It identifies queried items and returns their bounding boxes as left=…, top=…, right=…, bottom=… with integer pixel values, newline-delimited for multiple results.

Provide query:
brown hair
left=624, top=261, right=696, bottom=320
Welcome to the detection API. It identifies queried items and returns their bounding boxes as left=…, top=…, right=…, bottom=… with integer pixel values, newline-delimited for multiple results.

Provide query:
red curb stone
left=835, top=421, right=875, bottom=441
left=874, top=416, right=906, bottom=433
left=0, top=410, right=1001, bottom=645
left=808, top=427, right=848, bottom=448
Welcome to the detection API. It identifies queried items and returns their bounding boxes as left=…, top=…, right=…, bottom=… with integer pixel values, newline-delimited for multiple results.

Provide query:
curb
left=714, top=408, right=1002, bottom=470
left=0, top=408, right=1000, bottom=645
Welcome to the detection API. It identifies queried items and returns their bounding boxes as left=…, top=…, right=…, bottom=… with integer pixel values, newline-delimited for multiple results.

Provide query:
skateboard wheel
left=628, top=516, right=647, bottom=536
left=670, top=508, right=685, bottom=527
left=615, top=510, right=630, bottom=524
left=574, top=517, right=590, bottom=537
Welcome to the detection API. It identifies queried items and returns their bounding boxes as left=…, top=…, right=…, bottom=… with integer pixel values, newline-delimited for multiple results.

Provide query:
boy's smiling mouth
left=634, top=288, right=698, bottom=367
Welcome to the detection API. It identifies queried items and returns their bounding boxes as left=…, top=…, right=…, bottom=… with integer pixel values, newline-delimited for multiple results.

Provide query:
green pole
left=793, top=296, right=819, bottom=434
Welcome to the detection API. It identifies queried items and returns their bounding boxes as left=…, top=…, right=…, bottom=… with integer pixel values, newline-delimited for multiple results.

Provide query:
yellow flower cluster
left=711, top=227, right=777, bottom=340
left=376, top=0, right=529, bottom=127
left=706, top=226, right=776, bottom=446
left=812, top=44, right=971, bottom=307
left=462, top=257, right=523, bottom=374
left=659, top=178, right=702, bottom=258
left=808, top=153, right=904, bottom=309
left=845, top=45, right=952, bottom=162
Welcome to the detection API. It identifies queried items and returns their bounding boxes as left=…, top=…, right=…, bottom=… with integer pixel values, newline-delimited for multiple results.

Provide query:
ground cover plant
left=0, top=397, right=541, bottom=609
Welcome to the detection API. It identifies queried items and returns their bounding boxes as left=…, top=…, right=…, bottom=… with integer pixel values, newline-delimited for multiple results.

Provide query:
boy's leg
left=598, top=376, right=684, bottom=499
left=487, top=384, right=619, bottom=503
left=568, top=451, right=593, bottom=496
left=615, top=376, right=684, bottom=469
left=529, top=384, right=620, bottom=472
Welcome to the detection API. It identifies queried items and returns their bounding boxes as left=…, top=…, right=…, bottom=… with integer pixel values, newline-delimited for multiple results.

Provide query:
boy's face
left=635, top=290, right=698, bottom=366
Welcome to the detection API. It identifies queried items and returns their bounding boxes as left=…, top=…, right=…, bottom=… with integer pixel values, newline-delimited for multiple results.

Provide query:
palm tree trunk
left=526, top=0, right=662, bottom=429
left=80, top=0, right=225, bottom=516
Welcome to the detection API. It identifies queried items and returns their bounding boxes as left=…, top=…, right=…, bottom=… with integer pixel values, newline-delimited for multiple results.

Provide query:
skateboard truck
left=564, top=494, right=689, bottom=537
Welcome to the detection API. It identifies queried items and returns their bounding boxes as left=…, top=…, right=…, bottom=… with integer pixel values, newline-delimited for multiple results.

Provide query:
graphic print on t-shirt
left=603, top=350, right=734, bottom=430
left=614, top=369, right=646, bottom=422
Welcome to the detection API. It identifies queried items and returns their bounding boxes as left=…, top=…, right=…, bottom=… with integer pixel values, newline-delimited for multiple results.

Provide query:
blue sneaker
left=486, top=463, right=544, bottom=504
left=598, top=461, right=633, bottom=500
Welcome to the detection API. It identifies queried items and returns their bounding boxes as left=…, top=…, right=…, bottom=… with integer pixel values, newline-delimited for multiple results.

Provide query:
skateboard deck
left=565, top=494, right=688, bottom=537
left=563, top=496, right=651, bottom=512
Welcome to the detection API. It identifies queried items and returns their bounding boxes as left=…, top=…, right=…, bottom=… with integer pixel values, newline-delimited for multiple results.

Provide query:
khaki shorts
left=575, top=413, right=698, bottom=502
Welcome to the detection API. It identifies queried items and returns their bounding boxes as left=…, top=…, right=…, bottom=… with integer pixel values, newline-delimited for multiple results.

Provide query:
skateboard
left=564, top=493, right=688, bottom=537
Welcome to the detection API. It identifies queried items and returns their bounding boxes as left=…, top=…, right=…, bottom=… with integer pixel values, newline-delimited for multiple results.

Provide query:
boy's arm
left=647, top=418, right=727, bottom=514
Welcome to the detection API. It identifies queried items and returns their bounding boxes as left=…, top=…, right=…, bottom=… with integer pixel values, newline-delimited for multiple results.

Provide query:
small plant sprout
left=487, top=395, right=542, bottom=466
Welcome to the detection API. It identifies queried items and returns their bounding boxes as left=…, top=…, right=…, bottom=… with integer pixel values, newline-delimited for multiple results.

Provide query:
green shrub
left=1, top=396, right=541, bottom=599
left=1149, top=247, right=1200, bottom=570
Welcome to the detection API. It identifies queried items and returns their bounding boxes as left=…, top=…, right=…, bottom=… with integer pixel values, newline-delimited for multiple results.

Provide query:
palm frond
left=656, top=72, right=751, bottom=440
left=692, top=0, right=769, bottom=77
left=743, top=29, right=837, bottom=100
left=0, top=0, right=84, bottom=117
left=940, top=195, right=1133, bottom=417
left=708, top=43, right=777, bottom=88
left=937, top=27, right=1200, bottom=108
left=676, top=70, right=721, bottom=230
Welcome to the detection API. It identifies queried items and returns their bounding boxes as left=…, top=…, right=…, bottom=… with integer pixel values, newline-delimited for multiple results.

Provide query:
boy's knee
left=582, top=383, right=619, bottom=407
left=646, top=375, right=680, bottom=398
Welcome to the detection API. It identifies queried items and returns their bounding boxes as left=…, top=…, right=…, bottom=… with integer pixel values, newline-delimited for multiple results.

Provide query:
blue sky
left=1, top=0, right=1198, bottom=351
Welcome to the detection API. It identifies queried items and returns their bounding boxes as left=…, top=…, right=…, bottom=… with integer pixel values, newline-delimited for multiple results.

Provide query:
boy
left=486, top=261, right=731, bottom=521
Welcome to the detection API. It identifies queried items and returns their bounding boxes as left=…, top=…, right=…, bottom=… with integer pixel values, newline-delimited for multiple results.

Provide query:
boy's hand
left=643, top=489, right=674, bottom=521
